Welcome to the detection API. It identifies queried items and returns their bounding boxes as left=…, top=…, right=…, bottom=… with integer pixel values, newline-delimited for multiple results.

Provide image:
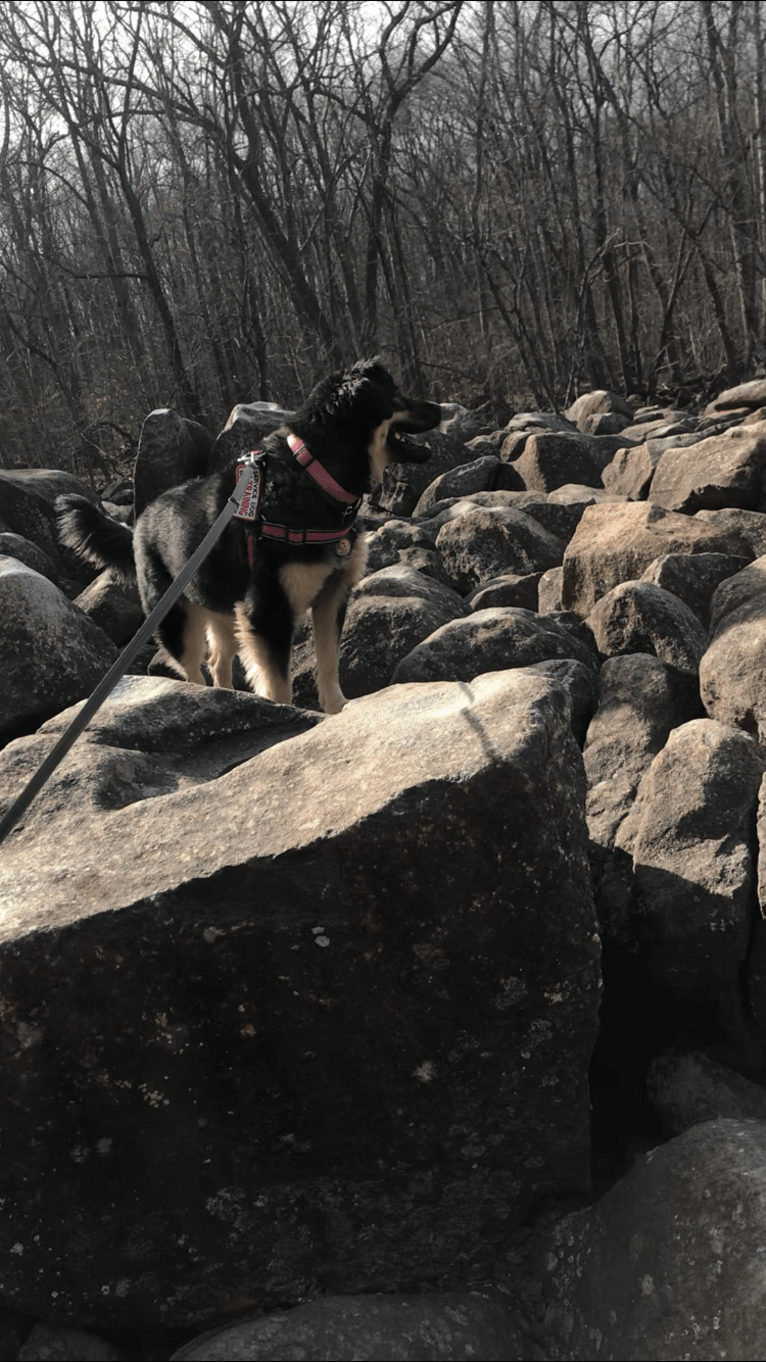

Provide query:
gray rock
left=0, top=558, right=117, bottom=743
left=392, top=607, right=597, bottom=686
left=436, top=506, right=564, bottom=594
left=694, top=506, right=766, bottom=559
left=292, top=567, right=467, bottom=707
left=468, top=573, right=541, bottom=612
left=0, top=672, right=599, bottom=1327
left=0, top=531, right=58, bottom=582
left=641, top=551, right=750, bottom=629
left=614, top=719, right=765, bottom=1030
left=207, top=402, right=291, bottom=478
left=562, top=502, right=753, bottom=618
left=439, top=406, right=491, bottom=444
left=580, top=411, right=632, bottom=436
left=538, top=566, right=564, bottom=613
left=0, top=469, right=99, bottom=509
left=708, top=553, right=766, bottom=635
left=503, top=411, right=577, bottom=434
left=379, top=432, right=470, bottom=516
left=0, top=471, right=67, bottom=567
left=601, top=439, right=666, bottom=500
left=17, top=1324, right=122, bottom=1360
left=134, top=409, right=213, bottom=515
left=649, top=425, right=766, bottom=513
left=647, top=1051, right=766, bottom=1136
left=522, top=658, right=598, bottom=747
left=584, top=654, right=703, bottom=853
left=565, top=390, right=634, bottom=431
left=706, top=377, right=766, bottom=411
left=587, top=580, right=709, bottom=674
left=513, top=432, right=613, bottom=493
left=541, top=1119, right=766, bottom=1361
left=700, top=582, right=766, bottom=742
left=73, top=570, right=144, bottom=646
left=618, top=415, right=695, bottom=443
left=412, top=456, right=523, bottom=517
left=171, top=1292, right=524, bottom=1361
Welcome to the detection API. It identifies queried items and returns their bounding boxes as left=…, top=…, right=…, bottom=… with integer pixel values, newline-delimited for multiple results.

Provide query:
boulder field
left=4, top=382, right=766, bottom=1358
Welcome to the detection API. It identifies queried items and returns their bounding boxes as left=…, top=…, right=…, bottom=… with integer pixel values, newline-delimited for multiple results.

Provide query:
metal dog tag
left=336, top=537, right=351, bottom=556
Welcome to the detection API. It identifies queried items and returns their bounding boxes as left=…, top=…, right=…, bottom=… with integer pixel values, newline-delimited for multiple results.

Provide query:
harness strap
left=287, top=433, right=359, bottom=505
left=234, top=444, right=360, bottom=571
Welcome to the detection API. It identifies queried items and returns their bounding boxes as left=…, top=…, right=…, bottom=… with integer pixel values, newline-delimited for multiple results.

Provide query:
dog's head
left=298, top=359, right=441, bottom=488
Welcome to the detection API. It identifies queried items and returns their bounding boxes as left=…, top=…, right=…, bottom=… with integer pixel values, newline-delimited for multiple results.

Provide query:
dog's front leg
left=312, top=586, right=351, bottom=715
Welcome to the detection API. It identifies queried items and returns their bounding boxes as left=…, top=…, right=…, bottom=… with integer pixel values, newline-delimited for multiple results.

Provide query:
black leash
left=0, top=457, right=261, bottom=849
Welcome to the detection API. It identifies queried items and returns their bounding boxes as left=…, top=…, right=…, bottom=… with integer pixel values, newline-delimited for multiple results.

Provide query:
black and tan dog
left=58, top=360, right=440, bottom=713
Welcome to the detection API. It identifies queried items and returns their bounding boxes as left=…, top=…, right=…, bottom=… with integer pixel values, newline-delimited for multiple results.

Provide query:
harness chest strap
left=233, top=446, right=359, bottom=569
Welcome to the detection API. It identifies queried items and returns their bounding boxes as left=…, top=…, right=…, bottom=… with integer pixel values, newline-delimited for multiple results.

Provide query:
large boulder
left=512, top=432, right=612, bottom=493
left=0, top=531, right=59, bottom=583
left=565, top=390, right=634, bottom=431
left=700, top=560, right=766, bottom=741
left=601, top=434, right=701, bottom=500
left=541, top=1119, right=766, bottom=1361
left=584, top=654, right=703, bottom=852
left=391, top=608, right=597, bottom=687
left=435, top=506, right=565, bottom=594
left=0, top=471, right=69, bottom=567
left=412, top=456, right=523, bottom=516
left=613, top=719, right=765, bottom=1032
left=0, top=558, right=117, bottom=743
left=646, top=1051, right=766, bottom=1136
left=171, top=1292, right=523, bottom=1362
left=208, top=402, right=292, bottom=477
left=292, top=565, right=467, bottom=707
left=561, top=502, right=754, bottom=618
left=587, top=580, right=709, bottom=674
left=648, top=424, right=766, bottom=513
left=640, top=551, right=750, bottom=630
left=134, top=409, right=213, bottom=516
left=379, top=433, right=471, bottom=517
left=706, top=377, right=766, bottom=412
left=0, top=671, right=600, bottom=1328
left=694, top=506, right=766, bottom=559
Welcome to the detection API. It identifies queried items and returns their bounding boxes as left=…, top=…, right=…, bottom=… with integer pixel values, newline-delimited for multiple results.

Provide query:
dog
left=58, top=359, right=440, bottom=713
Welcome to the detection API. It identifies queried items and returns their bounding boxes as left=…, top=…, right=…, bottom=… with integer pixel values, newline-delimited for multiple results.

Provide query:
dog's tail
left=56, top=494, right=137, bottom=582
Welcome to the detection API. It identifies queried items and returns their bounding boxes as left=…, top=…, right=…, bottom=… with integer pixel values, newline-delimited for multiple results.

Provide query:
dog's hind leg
left=234, top=578, right=294, bottom=706
left=155, top=600, right=208, bottom=685
left=206, top=612, right=238, bottom=689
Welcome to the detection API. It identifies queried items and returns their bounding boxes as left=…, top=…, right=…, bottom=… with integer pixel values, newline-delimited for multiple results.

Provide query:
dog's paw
left=320, top=690, right=347, bottom=715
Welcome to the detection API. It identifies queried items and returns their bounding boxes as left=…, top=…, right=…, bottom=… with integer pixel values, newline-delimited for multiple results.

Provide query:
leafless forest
left=1, top=0, right=765, bottom=478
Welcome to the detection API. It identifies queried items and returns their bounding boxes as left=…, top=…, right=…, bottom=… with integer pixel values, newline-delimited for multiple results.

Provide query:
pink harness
left=233, top=435, right=361, bottom=568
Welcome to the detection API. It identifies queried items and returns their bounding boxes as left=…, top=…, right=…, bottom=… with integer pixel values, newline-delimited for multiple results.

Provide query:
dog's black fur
left=58, top=360, right=440, bottom=713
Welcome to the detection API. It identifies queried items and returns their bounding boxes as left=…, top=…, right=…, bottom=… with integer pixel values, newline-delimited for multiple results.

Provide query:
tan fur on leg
left=312, top=536, right=368, bottom=714
left=234, top=603, right=293, bottom=705
left=175, top=602, right=209, bottom=685
left=205, top=612, right=238, bottom=688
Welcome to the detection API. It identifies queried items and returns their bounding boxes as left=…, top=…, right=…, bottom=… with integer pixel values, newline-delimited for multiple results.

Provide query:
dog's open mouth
left=386, top=427, right=433, bottom=463
left=387, top=402, right=441, bottom=463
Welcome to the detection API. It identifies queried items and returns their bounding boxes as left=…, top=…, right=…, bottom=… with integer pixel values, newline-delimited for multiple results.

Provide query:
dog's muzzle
left=387, top=399, right=441, bottom=464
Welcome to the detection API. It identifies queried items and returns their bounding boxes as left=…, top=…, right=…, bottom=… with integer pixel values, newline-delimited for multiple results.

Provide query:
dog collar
left=287, top=433, right=359, bottom=506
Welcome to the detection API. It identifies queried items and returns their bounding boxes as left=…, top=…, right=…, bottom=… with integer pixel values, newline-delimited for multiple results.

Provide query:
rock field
left=4, top=380, right=766, bottom=1357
